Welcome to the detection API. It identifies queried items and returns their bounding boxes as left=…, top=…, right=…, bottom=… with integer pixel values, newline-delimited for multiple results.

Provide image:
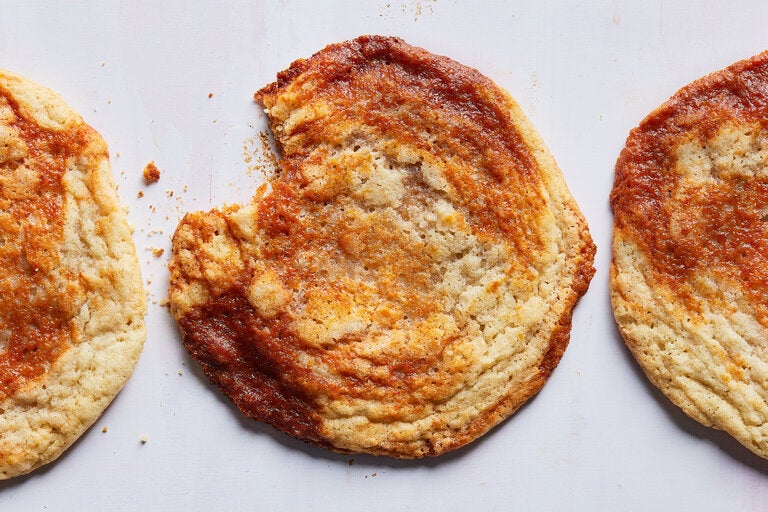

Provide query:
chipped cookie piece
left=170, top=36, right=594, bottom=458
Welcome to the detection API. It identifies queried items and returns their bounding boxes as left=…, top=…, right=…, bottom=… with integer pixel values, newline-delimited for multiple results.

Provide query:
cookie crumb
left=137, top=191, right=144, bottom=198
left=102, top=426, right=108, bottom=433
left=177, top=368, right=184, bottom=376
left=152, top=248, right=165, bottom=258
left=159, top=297, right=170, bottom=308
left=140, top=435, right=148, bottom=444
left=208, top=92, right=213, bottom=98
left=143, top=161, right=161, bottom=183
left=347, top=459, right=355, bottom=466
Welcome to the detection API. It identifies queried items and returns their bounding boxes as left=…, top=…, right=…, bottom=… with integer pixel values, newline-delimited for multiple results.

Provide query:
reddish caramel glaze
left=0, top=93, right=91, bottom=399
left=612, top=51, right=768, bottom=323
left=178, top=291, right=327, bottom=444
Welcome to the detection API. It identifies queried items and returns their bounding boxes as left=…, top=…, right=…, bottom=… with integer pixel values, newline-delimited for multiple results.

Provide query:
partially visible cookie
left=0, top=70, right=146, bottom=478
left=170, top=36, right=594, bottom=457
left=612, top=51, right=768, bottom=459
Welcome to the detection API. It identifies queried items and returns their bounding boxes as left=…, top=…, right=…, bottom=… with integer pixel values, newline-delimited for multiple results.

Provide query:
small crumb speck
left=102, top=426, right=108, bottom=433
left=208, top=92, right=213, bottom=98
left=140, top=435, right=148, bottom=444
left=152, top=248, right=165, bottom=258
left=178, top=369, right=184, bottom=376
left=137, top=191, right=144, bottom=198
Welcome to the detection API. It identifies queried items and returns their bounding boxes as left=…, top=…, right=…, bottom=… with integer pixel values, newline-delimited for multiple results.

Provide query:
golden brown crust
left=0, top=69, right=146, bottom=478
left=171, top=36, right=594, bottom=457
left=612, top=50, right=768, bottom=459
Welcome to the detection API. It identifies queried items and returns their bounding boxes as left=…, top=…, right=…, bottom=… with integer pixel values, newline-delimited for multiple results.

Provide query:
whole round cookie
left=612, top=51, right=768, bottom=459
left=0, top=70, right=146, bottom=478
left=170, top=36, right=595, bottom=457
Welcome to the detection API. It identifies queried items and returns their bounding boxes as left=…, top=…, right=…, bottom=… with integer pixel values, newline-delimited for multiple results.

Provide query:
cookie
left=0, top=70, right=146, bottom=478
left=170, top=36, right=594, bottom=457
left=612, top=50, right=768, bottom=458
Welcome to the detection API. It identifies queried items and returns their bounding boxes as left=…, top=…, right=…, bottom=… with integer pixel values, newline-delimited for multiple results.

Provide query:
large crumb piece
left=143, top=161, right=161, bottom=183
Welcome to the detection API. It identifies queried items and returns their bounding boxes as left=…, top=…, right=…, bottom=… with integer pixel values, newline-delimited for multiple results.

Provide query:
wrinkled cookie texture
left=0, top=69, right=146, bottom=479
left=612, top=50, right=768, bottom=459
left=170, top=36, right=594, bottom=458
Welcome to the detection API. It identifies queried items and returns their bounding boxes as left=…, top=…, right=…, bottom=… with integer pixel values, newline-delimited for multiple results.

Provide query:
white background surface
left=1, top=1, right=768, bottom=510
